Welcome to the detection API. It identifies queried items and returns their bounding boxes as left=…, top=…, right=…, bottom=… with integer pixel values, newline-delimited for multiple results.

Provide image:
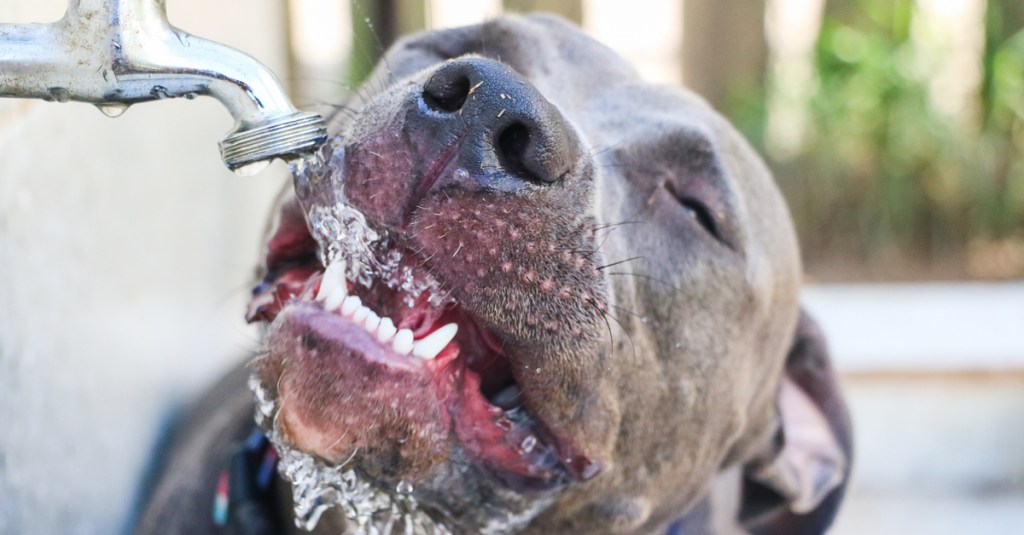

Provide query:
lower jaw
left=248, top=265, right=575, bottom=530
left=249, top=372, right=560, bottom=535
left=259, top=291, right=571, bottom=481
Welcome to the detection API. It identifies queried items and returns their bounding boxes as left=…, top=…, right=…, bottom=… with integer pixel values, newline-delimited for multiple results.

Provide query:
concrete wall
left=805, top=283, right=1024, bottom=533
left=0, top=1, right=290, bottom=533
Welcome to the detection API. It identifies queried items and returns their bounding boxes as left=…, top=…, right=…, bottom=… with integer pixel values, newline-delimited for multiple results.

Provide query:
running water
left=289, top=137, right=382, bottom=285
left=255, top=139, right=455, bottom=534
left=289, top=137, right=448, bottom=307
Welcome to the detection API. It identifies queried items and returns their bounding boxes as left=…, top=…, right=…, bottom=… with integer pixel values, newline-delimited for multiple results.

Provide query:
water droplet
left=395, top=480, right=414, bottom=494
left=184, top=92, right=198, bottom=100
left=455, top=168, right=469, bottom=180
left=233, top=160, right=271, bottom=177
left=520, top=435, right=537, bottom=453
left=95, top=102, right=129, bottom=118
left=47, top=87, right=70, bottom=103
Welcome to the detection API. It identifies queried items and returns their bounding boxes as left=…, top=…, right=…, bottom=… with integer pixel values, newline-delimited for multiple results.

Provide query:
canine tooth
left=317, top=261, right=347, bottom=300
left=315, top=276, right=336, bottom=302
left=323, top=285, right=347, bottom=312
left=411, top=323, right=459, bottom=360
left=341, top=296, right=361, bottom=316
left=364, top=312, right=381, bottom=332
left=353, top=306, right=370, bottom=323
left=325, top=260, right=347, bottom=283
left=392, top=329, right=414, bottom=355
left=376, top=318, right=397, bottom=343
left=315, top=280, right=330, bottom=302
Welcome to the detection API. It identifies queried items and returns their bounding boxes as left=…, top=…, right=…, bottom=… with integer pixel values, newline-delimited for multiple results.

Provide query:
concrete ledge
left=802, top=282, right=1024, bottom=373
left=833, top=488, right=1024, bottom=535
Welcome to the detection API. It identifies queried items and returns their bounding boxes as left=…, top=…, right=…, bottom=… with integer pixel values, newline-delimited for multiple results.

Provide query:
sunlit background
left=1, top=1, right=1022, bottom=534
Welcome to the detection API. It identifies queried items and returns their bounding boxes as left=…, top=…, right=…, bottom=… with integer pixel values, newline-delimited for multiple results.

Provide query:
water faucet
left=0, top=0, right=328, bottom=174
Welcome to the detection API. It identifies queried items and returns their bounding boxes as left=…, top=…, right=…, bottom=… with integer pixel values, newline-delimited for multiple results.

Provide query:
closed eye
left=679, top=197, right=721, bottom=238
left=664, top=181, right=727, bottom=246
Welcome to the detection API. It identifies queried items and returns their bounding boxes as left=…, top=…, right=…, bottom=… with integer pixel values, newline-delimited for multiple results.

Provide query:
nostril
left=423, top=73, right=471, bottom=113
left=496, top=122, right=544, bottom=184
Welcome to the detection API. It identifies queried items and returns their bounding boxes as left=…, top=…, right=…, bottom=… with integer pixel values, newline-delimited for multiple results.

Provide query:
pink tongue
left=398, top=296, right=448, bottom=338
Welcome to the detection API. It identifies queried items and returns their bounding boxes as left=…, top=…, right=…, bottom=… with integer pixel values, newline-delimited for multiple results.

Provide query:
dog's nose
left=419, top=58, right=581, bottom=188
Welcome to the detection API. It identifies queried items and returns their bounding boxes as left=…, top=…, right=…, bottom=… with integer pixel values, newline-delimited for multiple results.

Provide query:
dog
left=136, top=14, right=851, bottom=535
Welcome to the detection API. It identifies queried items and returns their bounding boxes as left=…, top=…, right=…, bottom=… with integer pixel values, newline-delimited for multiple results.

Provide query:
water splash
left=260, top=138, right=461, bottom=532
left=248, top=375, right=452, bottom=534
left=289, top=137, right=449, bottom=306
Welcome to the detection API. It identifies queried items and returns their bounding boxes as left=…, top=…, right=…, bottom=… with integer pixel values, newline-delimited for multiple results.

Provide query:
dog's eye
left=663, top=181, right=726, bottom=245
left=678, top=197, right=722, bottom=241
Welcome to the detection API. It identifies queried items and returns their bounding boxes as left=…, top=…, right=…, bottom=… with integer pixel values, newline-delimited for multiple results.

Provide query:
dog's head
left=247, top=15, right=850, bottom=534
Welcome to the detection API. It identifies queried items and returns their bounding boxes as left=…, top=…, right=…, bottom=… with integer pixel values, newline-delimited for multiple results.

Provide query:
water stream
left=252, top=139, right=452, bottom=534
left=289, top=138, right=447, bottom=307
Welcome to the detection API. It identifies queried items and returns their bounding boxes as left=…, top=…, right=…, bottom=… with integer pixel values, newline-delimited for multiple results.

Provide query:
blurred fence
left=286, top=0, right=1024, bottom=282
left=748, top=0, right=1024, bottom=282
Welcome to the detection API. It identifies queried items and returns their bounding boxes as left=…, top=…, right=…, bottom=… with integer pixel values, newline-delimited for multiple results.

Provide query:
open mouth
left=246, top=197, right=572, bottom=491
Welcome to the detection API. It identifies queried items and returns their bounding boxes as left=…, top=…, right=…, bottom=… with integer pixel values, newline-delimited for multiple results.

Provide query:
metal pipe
left=0, top=0, right=327, bottom=173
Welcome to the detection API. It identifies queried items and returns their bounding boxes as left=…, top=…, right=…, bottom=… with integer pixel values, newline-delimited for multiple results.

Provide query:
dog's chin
left=244, top=141, right=608, bottom=530
left=248, top=375, right=461, bottom=534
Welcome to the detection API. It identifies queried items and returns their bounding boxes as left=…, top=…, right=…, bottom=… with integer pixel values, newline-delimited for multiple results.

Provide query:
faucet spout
left=0, top=0, right=327, bottom=173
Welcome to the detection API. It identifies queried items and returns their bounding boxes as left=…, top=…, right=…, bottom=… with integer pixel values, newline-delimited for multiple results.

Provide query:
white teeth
left=317, top=261, right=348, bottom=311
left=411, top=323, right=458, bottom=360
left=316, top=261, right=347, bottom=301
left=323, top=280, right=348, bottom=309
left=341, top=295, right=361, bottom=316
left=376, top=318, right=397, bottom=343
left=364, top=312, right=381, bottom=332
left=316, top=273, right=452, bottom=361
left=324, top=260, right=347, bottom=284
left=392, top=329, right=414, bottom=356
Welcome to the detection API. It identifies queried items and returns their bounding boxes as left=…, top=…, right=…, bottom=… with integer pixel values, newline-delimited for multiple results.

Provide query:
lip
left=249, top=238, right=578, bottom=489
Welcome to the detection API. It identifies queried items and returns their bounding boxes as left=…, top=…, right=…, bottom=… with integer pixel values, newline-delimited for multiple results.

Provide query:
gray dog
left=137, top=15, right=851, bottom=535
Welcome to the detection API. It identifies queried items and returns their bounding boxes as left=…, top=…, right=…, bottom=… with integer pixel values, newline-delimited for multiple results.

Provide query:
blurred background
left=1, top=0, right=1021, bottom=533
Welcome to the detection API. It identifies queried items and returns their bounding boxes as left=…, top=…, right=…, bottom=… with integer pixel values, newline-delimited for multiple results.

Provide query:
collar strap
left=213, top=427, right=281, bottom=534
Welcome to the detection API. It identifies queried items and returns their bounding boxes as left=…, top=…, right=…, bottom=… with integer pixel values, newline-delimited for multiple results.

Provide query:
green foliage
left=740, top=0, right=1024, bottom=279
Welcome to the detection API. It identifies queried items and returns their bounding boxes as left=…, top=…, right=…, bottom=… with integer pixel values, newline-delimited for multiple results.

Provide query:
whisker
left=599, top=308, right=638, bottom=365
left=597, top=256, right=644, bottom=271
left=590, top=220, right=644, bottom=232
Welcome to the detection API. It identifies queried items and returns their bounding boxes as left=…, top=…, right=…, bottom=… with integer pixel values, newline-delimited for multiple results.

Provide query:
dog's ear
left=739, top=310, right=853, bottom=534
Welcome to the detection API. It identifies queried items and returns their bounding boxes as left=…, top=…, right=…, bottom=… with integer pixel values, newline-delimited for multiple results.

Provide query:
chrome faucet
left=0, top=0, right=327, bottom=174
